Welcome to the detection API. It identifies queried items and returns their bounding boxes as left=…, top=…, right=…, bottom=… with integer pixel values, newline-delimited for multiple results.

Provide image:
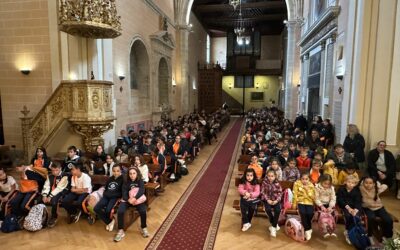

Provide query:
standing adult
left=367, top=141, right=396, bottom=187
left=343, top=124, right=366, bottom=173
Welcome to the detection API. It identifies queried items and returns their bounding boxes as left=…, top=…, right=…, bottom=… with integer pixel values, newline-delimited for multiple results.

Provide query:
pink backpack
left=128, top=187, right=147, bottom=205
left=278, top=188, right=294, bottom=226
left=285, top=216, right=305, bottom=242
left=282, top=188, right=293, bottom=210
left=317, top=211, right=337, bottom=235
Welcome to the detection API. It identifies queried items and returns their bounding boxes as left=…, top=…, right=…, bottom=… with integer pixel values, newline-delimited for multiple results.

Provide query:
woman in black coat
left=367, top=140, right=396, bottom=187
left=343, top=124, right=366, bottom=171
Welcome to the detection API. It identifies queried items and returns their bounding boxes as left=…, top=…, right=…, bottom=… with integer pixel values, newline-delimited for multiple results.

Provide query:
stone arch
left=158, top=57, right=170, bottom=106
left=129, top=38, right=150, bottom=97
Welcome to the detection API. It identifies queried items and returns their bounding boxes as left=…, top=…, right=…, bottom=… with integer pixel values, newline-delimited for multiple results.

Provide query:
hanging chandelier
left=233, top=2, right=250, bottom=46
left=59, top=0, right=122, bottom=39
left=229, top=0, right=241, bottom=10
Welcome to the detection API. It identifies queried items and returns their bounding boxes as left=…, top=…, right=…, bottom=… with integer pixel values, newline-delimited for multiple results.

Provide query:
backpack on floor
left=348, top=216, right=371, bottom=250
left=285, top=216, right=305, bottom=242
left=23, top=204, right=48, bottom=232
left=180, top=165, right=189, bottom=176
left=317, top=211, right=336, bottom=235
left=1, top=214, right=21, bottom=233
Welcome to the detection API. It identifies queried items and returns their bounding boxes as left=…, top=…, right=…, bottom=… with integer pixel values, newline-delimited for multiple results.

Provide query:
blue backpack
left=1, top=214, right=21, bottom=233
left=348, top=216, right=371, bottom=250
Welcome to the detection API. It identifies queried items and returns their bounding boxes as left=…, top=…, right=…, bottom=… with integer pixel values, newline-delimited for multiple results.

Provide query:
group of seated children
left=0, top=146, right=149, bottom=242
left=238, top=166, right=394, bottom=246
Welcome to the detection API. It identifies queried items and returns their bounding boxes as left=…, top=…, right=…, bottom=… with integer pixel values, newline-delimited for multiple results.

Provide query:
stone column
left=319, top=40, right=327, bottom=117
left=284, top=20, right=302, bottom=121
left=299, top=53, right=309, bottom=114
left=325, top=36, right=336, bottom=118
left=175, top=25, right=190, bottom=115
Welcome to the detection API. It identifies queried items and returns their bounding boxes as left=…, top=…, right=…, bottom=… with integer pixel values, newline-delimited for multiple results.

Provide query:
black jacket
left=63, top=155, right=80, bottom=173
left=93, top=152, right=107, bottom=162
left=367, top=149, right=396, bottom=185
left=336, top=186, right=362, bottom=211
left=326, top=151, right=354, bottom=170
left=294, top=115, right=308, bottom=131
left=343, top=134, right=366, bottom=162
left=103, top=175, right=123, bottom=199
left=122, top=178, right=145, bottom=201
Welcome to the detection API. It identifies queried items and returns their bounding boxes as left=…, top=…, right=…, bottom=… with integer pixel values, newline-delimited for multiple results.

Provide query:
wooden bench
left=237, top=154, right=252, bottom=164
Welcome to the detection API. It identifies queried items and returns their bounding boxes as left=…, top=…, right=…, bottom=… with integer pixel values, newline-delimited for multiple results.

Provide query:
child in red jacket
left=297, top=150, right=311, bottom=171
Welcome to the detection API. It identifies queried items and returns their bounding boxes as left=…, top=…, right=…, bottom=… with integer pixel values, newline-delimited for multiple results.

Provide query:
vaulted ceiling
left=192, top=0, right=288, bottom=37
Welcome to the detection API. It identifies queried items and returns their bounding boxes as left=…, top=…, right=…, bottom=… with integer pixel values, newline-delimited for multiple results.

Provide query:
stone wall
left=0, top=0, right=52, bottom=149
left=188, top=13, right=207, bottom=112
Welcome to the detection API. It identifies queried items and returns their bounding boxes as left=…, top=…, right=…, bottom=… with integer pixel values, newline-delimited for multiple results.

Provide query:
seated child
left=94, top=164, right=123, bottom=231
left=261, top=169, right=282, bottom=237
left=11, top=163, right=47, bottom=217
left=292, top=173, right=315, bottom=241
left=63, top=146, right=81, bottom=173
left=289, top=142, right=300, bottom=158
left=248, top=155, right=263, bottom=180
left=245, top=143, right=259, bottom=156
left=61, top=163, right=92, bottom=223
left=336, top=175, right=362, bottom=245
left=238, top=168, right=260, bottom=232
left=0, top=167, right=18, bottom=219
left=31, top=146, right=52, bottom=171
left=258, top=151, right=269, bottom=172
left=115, top=167, right=149, bottom=241
left=323, top=160, right=338, bottom=185
left=315, top=174, right=337, bottom=238
left=133, top=155, right=149, bottom=183
left=103, top=154, right=115, bottom=176
left=42, top=162, right=69, bottom=227
left=278, top=147, right=290, bottom=167
left=296, top=150, right=311, bottom=171
left=337, top=161, right=359, bottom=185
left=360, top=176, right=393, bottom=244
left=282, top=157, right=300, bottom=182
left=114, top=146, right=129, bottom=164
left=266, top=157, right=283, bottom=181
left=310, top=159, right=322, bottom=184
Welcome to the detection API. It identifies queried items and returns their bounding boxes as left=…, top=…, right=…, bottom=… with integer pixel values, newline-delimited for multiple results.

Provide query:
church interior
left=0, top=0, right=399, bottom=249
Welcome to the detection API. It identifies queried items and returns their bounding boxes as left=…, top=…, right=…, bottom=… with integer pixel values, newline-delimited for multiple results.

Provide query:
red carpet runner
left=146, top=119, right=242, bottom=250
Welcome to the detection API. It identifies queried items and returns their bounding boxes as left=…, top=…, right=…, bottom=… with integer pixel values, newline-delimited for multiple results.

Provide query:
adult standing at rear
left=343, top=124, right=366, bottom=173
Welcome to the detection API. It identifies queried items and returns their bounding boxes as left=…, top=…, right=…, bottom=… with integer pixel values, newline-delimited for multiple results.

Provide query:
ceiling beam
left=201, top=14, right=285, bottom=23
left=194, top=1, right=287, bottom=13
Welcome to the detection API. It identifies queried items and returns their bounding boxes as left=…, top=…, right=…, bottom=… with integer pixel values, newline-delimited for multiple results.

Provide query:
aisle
left=146, top=119, right=243, bottom=250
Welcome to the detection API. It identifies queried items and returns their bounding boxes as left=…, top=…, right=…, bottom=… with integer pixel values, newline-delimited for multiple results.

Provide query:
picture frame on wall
left=251, top=92, right=264, bottom=102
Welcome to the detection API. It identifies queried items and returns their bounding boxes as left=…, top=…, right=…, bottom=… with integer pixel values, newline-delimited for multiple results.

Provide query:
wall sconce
left=338, top=87, right=343, bottom=95
left=20, top=69, right=31, bottom=75
left=172, top=77, right=176, bottom=87
left=119, top=75, right=125, bottom=81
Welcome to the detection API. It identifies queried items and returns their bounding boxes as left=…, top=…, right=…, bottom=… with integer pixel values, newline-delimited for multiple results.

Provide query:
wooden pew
left=147, top=163, right=168, bottom=192
left=237, top=154, right=252, bottom=164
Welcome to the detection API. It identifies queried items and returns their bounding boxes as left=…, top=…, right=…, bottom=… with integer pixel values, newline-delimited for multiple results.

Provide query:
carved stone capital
left=70, top=121, right=114, bottom=152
